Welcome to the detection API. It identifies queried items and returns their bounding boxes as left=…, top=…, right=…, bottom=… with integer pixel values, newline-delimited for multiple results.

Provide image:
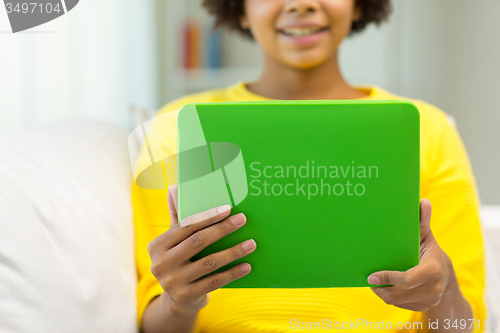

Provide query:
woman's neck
left=246, top=53, right=367, bottom=100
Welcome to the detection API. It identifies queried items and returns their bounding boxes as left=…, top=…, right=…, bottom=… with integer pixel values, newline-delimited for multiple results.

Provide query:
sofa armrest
left=481, top=206, right=500, bottom=332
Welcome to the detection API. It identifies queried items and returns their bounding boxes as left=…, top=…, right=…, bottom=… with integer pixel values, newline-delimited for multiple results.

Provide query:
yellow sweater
left=133, top=82, right=486, bottom=332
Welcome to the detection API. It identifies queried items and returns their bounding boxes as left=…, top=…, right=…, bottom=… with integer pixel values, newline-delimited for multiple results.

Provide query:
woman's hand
left=147, top=185, right=256, bottom=315
left=367, top=198, right=454, bottom=311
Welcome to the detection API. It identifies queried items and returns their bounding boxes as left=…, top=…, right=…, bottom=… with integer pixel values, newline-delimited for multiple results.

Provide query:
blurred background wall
left=0, top=0, right=159, bottom=133
left=0, top=0, right=498, bottom=204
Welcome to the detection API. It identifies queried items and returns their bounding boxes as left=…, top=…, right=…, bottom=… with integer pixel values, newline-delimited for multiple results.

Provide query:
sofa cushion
left=0, top=121, right=137, bottom=333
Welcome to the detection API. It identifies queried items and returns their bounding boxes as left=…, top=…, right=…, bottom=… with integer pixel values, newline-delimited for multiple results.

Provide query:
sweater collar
left=226, top=81, right=389, bottom=101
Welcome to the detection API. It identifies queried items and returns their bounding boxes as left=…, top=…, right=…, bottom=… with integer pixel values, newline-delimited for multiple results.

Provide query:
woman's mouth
left=277, top=26, right=329, bottom=46
left=278, top=27, right=328, bottom=37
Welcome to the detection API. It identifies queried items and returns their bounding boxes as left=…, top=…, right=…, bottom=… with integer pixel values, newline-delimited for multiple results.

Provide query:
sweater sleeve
left=420, top=111, right=486, bottom=333
left=133, top=89, right=232, bottom=331
left=133, top=99, right=203, bottom=332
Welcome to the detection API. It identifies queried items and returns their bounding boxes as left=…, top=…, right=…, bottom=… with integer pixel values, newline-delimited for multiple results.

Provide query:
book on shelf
left=182, top=19, right=221, bottom=70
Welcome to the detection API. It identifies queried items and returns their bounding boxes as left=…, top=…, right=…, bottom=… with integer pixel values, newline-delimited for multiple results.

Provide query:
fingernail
left=218, top=204, right=231, bottom=214
left=367, top=274, right=380, bottom=285
left=231, top=213, right=246, bottom=226
left=242, top=239, right=256, bottom=252
left=240, top=263, right=251, bottom=274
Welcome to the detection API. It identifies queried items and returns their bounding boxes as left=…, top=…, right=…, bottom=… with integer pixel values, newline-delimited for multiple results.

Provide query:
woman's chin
left=277, top=48, right=333, bottom=70
left=284, top=56, right=331, bottom=70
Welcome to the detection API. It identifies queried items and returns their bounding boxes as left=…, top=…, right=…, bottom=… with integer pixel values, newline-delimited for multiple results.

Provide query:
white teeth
left=280, top=27, right=323, bottom=37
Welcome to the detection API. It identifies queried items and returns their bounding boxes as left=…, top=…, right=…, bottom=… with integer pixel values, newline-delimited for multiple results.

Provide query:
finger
left=420, top=198, right=433, bottom=242
left=370, top=285, right=408, bottom=304
left=179, top=204, right=232, bottom=228
left=369, top=287, right=428, bottom=311
left=148, top=204, right=232, bottom=254
left=370, top=282, right=430, bottom=304
left=183, top=239, right=257, bottom=282
left=368, top=257, right=438, bottom=289
left=167, top=185, right=179, bottom=225
left=172, top=213, right=247, bottom=262
left=190, top=262, right=252, bottom=295
left=368, top=270, right=413, bottom=289
left=370, top=283, right=440, bottom=310
left=368, top=270, right=404, bottom=287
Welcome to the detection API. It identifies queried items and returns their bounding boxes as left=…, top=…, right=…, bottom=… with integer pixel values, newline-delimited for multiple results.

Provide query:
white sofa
left=0, top=120, right=498, bottom=332
left=0, top=121, right=138, bottom=333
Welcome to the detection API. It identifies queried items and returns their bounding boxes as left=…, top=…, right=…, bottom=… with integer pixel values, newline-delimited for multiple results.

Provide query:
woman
left=133, top=1, right=486, bottom=332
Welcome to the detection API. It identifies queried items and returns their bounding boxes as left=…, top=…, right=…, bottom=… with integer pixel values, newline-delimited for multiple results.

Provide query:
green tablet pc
left=177, top=100, right=420, bottom=288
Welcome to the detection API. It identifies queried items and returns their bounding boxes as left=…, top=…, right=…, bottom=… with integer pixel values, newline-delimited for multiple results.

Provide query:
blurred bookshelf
left=155, top=0, right=262, bottom=106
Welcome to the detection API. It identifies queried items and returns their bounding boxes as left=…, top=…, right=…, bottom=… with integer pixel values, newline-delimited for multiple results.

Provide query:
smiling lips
left=277, top=26, right=329, bottom=46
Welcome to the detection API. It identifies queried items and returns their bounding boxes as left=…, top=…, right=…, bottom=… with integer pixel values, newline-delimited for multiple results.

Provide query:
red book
left=183, top=21, right=201, bottom=69
left=183, top=22, right=191, bottom=68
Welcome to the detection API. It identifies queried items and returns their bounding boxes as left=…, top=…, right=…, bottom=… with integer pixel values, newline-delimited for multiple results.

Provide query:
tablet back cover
left=177, top=100, right=420, bottom=288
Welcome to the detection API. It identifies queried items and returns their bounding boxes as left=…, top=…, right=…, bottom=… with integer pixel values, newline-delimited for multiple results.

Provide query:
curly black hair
left=203, top=0, right=392, bottom=39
